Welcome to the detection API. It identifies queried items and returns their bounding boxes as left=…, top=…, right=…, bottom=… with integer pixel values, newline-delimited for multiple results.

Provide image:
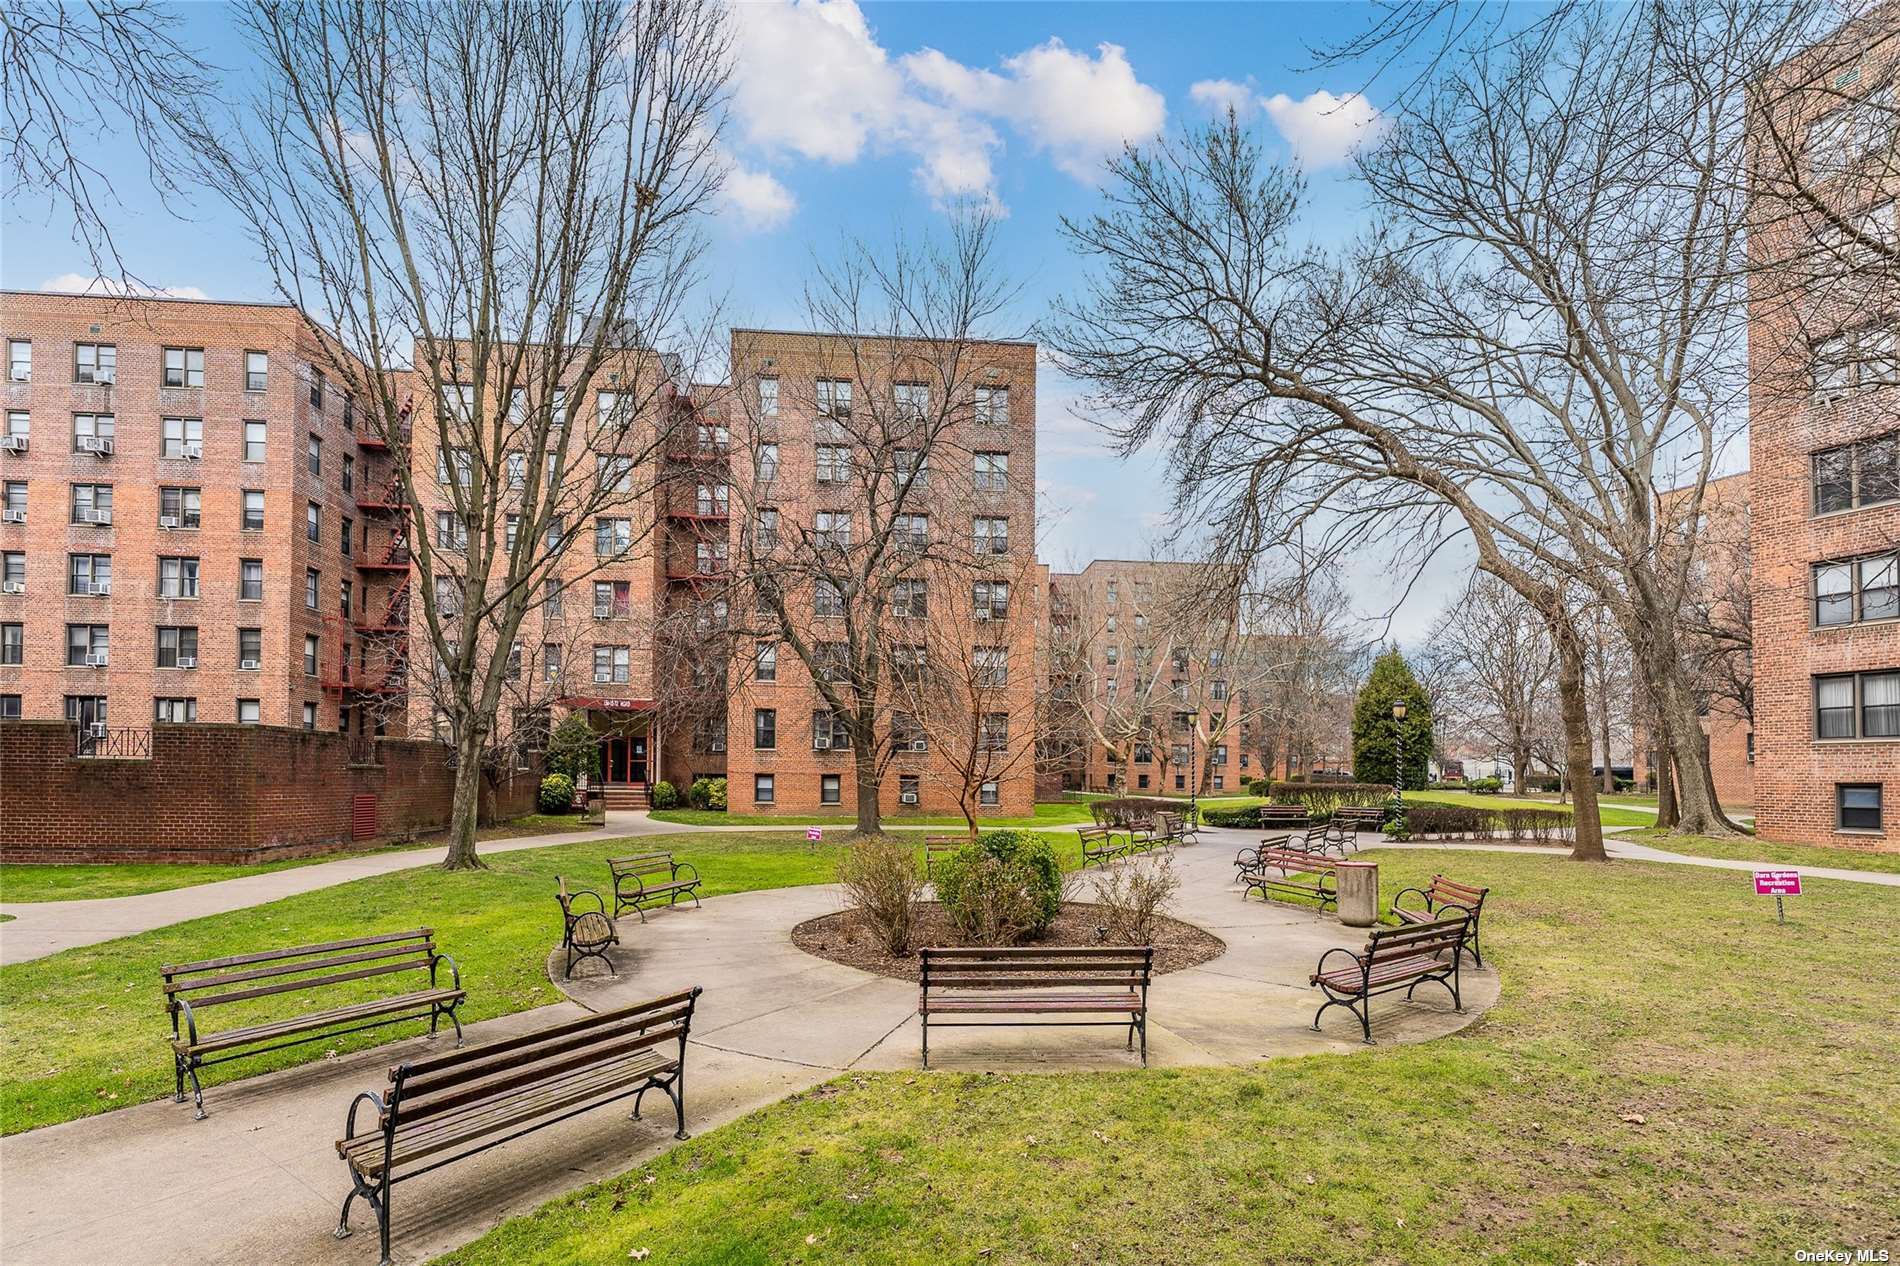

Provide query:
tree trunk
left=1552, top=618, right=1606, bottom=862
left=1638, top=628, right=1737, bottom=837
left=1598, top=691, right=1615, bottom=794
left=852, top=740, right=882, bottom=835
left=441, top=721, right=488, bottom=870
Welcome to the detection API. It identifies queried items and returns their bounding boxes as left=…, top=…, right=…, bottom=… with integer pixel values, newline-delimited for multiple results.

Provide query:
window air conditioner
left=910, top=738, right=927, bottom=752
left=84, top=652, right=108, bottom=667
left=240, top=658, right=260, bottom=670
left=177, top=657, right=196, bottom=669
left=94, top=438, right=114, bottom=456
left=2, top=509, right=23, bottom=523
left=90, top=581, right=111, bottom=596
left=91, top=510, right=112, bottom=525
left=0, top=435, right=26, bottom=452
left=76, top=435, right=100, bottom=453
left=89, top=722, right=109, bottom=738
left=159, top=515, right=179, bottom=529
left=813, top=735, right=832, bottom=750
left=900, top=791, right=919, bottom=804
left=1, top=580, right=22, bottom=594
left=182, top=442, right=202, bottom=459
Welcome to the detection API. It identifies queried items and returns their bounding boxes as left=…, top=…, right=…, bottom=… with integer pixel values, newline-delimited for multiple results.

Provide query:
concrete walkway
left=0, top=829, right=1497, bottom=1266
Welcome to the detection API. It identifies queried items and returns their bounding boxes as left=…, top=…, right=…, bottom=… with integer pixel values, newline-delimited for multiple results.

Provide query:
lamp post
left=1392, top=699, right=1409, bottom=834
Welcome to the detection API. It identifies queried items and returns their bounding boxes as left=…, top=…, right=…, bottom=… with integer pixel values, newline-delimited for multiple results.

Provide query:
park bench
left=1310, top=913, right=1469, bottom=1044
left=556, top=876, right=620, bottom=979
left=1078, top=824, right=1131, bottom=866
left=1392, top=875, right=1491, bottom=967
left=609, top=851, right=703, bottom=922
left=917, top=946, right=1154, bottom=1068
left=161, top=928, right=463, bottom=1121
left=1238, top=848, right=1339, bottom=913
left=1234, top=831, right=1297, bottom=878
left=922, top=835, right=967, bottom=878
left=1259, top=804, right=1312, bottom=832
left=1327, top=805, right=1388, bottom=849
left=1155, top=810, right=1197, bottom=846
left=1126, top=814, right=1170, bottom=852
left=334, top=987, right=702, bottom=1266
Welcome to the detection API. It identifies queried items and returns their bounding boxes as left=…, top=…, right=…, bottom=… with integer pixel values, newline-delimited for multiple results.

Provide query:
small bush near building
left=546, top=714, right=601, bottom=782
left=1265, top=782, right=1393, bottom=818
left=537, top=774, right=576, bottom=815
left=651, top=780, right=680, bottom=810
left=1467, top=777, right=1503, bottom=794
left=934, top=831, right=1066, bottom=944
left=1089, top=851, right=1179, bottom=943
left=1245, top=777, right=1271, bottom=797
left=705, top=777, right=728, bottom=811
left=837, top=837, right=924, bottom=955
left=688, top=777, right=716, bottom=810
left=1199, top=804, right=1263, bottom=828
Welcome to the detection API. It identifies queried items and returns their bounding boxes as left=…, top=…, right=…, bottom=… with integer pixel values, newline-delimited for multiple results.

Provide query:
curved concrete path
left=0, top=828, right=1494, bottom=1266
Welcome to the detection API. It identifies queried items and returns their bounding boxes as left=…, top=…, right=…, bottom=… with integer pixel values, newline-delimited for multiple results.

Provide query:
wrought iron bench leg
left=173, top=1053, right=186, bottom=1104
left=187, top=1062, right=207, bottom=1120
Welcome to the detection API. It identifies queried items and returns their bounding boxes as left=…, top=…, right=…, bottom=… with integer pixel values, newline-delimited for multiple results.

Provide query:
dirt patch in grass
left=791, top=900, right=1226, bottom=982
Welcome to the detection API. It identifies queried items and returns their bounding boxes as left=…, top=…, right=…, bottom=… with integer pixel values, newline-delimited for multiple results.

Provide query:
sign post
left=806, top=826, right=823, bottom=844
left=1753, top=870, right=1802, bottom=924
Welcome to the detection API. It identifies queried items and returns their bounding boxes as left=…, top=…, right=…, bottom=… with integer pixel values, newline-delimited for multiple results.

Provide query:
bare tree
left=1578, top=602, right=1635, bottom=795
left=1423, top=574, right=1559, bottom=796
left=727, top=212, right=1022, bottom=834
left=2, top=0, right=220, bottom=283
left=1245, top=576, right=1364, bottom=781
left=204, top=0, right=731, bottom=867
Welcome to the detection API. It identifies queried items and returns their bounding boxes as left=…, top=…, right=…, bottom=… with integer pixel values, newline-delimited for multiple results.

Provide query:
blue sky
left=1, top=0, right=1460, bottom=639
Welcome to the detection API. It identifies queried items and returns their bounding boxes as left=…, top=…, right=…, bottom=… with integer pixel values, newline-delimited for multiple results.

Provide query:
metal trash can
left=1336, top=859, right=1379, bottom=928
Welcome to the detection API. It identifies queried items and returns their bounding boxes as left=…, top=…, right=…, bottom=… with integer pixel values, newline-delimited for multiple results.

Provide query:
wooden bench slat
left=398, top=1002, right=694, bottom=1098
left=185, top=956, right=434, bottom=1010
left=395, top=991, right=699, bottom=1078
left=918, top=946, right=1149, bottom=959
left=923, top=975, right=1151, bottom=988
left=394, top=1023, right=689, bottom=1127
left=175, top=988, right=462, bottom=1055
left=164, top=942, right=435, bottom=996
left=161, top=928, right=433, bottom=978
left=922, top=996, right=1144, bottom=1014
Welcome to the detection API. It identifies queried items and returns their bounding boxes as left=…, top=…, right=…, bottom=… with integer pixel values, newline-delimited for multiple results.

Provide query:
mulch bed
left=791, top=901, right=1227, bottom=983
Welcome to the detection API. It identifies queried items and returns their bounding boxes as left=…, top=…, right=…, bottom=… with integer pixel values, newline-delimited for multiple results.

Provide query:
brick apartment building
left=1044, top=560, right=1253, bottom=797
left=0, top=291, right=368, bottom=739
left=1745, top=20, right=1899, bottom=850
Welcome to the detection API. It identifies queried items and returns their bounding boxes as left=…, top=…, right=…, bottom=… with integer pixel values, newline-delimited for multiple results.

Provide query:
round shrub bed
left=791, top=901, right=1226, bottom=983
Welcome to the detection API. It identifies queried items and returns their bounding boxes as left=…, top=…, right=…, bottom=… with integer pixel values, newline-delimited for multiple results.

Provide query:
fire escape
left=322, top=401, right=413, bottom=705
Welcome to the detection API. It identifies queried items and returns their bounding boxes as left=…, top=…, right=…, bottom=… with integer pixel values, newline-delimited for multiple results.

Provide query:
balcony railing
left=74, top=726, right=152, bottom=759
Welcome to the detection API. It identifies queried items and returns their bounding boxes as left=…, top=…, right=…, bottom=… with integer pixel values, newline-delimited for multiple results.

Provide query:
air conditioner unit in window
left=89, top=509, right=112, bottom=525
left=2, top=509, right=23, bottom=523
left=0, top=435, right=26, bottom=452
left=89, top=722, right=109, bottom=738
left=910, top=738, right=927, bottom=752
left=76, top=435, right=100, bottom=453
left=240, top=658, right=260, bottom=670
left=94, top=438, right=114, bottom=457
left=159, top=515, right=179, bottom=529
left=176, top=657, right=196, bottom=669
left=1, top=580, right=22, bottom=594
left=182, top=442, right=202, bottom=459
left=84, top=652, right=108, bottom=667
left=89, top=581, right=111, bottom=596
left=900, top=791, right=919, bottom=804
left=813, top=735, right=832, bottom=750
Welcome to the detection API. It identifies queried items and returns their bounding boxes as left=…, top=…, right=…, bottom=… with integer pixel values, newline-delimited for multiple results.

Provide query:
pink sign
left=806, top=827, right=824, bottom=842
left=1753, top=870, right=1802, bottom=896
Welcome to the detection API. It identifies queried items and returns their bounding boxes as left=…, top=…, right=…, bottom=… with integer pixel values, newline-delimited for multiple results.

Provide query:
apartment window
left=1212, top=679, right=1230, bottom=701
left=70, top=484, right=112, bottom=525
left=1838, top=784, right=1884, bottom=831
left=157, top=557, right=200, bottom=599
left=74, top=342, right=115, bottom=384
left=974, top=384, right=1009, bottom=425
left=597, top=391, right=626, bottom=428
left=545, top=517, right=564, bottom=551
left=238, top=628, right=262, bottom=668
left=754, top=773, right=775, bottom=804
left=302, top=634, right=319, bottom=676
left=74, top=412, right=115, bottom=451
left=592, top=645, right=630, bottom=684
left=975, top=645, right=1008, bottom=688
left=815, top=510, right=851, bottom=549
left=161, top=416, right=203, bottom=459
left=7, top=340, right=29, bottom=382
left=0, top=695, right=18, bottom=719
left=893, top=382, right=928, bottom=421
left=746, top=440, right=780, bottom=485
left=66, top=624, right=109, bottom=665
left=1106, top=644, right=1120, bottom=666
left=812, top=710, right=851, bottom=750
left=974, top=516, right=1008, bottom=554
left=431, top=511, right=463, bottom=551
left=814, top=578, right=845, bottom=618
left=0, top=622, right=21, bottom=664
left=437, top=447, right=473, bottom=488
left=241, top=490, right=265, bottom=530
left=65, top=695, right=107, bottom=727
left=594, top=517, right=632, bottom=557
left=304, top=568, right=321, bottom=610
left=152, top=697, right=197, bottom=724
left=895, top=513, right=927, bottom=550
left=892, top=712, right=925, bottom=752
left=1816, top=670, right=1900, bottom=738
left=593, top=580, right=632, bottom=618
left=892, top=578, right=928, bottom=618
left=900, top=774, right=921, bottom=804
left=973, top=451, right=1008, bottom=492
left=1813, top=433, right=1899, bottom=514
left=758, top=376, right=779, bottom=417
left=163, top=347, right=205, bottom=388
left=306, top=501, right=321, bottom=542
left=307, top=434, right=323, bottom=475
left=755, top=640, right=777, bottom=682
left=244, top=420, right=267, bottom=462
left=156, top=626, right=199, bottom=667
left=245, top=350, right=268, bottom=391
left=893, top=447, right=928, bottom=489
left=543, top=578, right=564, bottom=619
left=1816, top=553, right=1900, bottom=625
left=235, top=559, right=263, bottom=602
left=310, top=367, right=326, bottom=408
left=979, top=712, right=1009, bottom=751
left=2, top=551, right=22, bottom=589
left=973, top=579, right=1010, bottom=620
left=820, top=774, right=842, bottom=805
left=4, top=411, right=26, bottom=443
left=695, top=483, right=728, bottom=517
left=434, top=576, right=461, bottom=617
left=753, top=507, right=780, bottom=551
left=340, top=451, right=355, bottom=494
left=543, top=644, right=562, bottom=681
left=979, top=780, right=1000, bottom=807
left=505, top=452, right=526, bottom=489
left=816, top=444, right=851, bottom=485
left=69, top=553, right=111, bottom=595
left=599, top=454, right=634, bottom=493
left=1808, top=87, right=1899, bottom=180
left=298, top=701, right=316, bottom=730
left=1812, top=326, right=1900, bottom=398
left=816, top=377, right=852, bottom=418
left=155, top=486, right=200, bottom=529
left=341, top=515, right=354, bottom=557
left=1213, top=774, right=1226, bottom=791
left=754, top=707, right=777, bottom=749
left=238, top=699, right=261, bottom=724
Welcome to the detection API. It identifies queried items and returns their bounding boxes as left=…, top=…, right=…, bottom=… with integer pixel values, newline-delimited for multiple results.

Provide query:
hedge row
left=1263, top=782, right=1395, bottom=815
left=1088, top=797, right=1200, bottom=827
left=1404, top=804, right=1570, bottom=842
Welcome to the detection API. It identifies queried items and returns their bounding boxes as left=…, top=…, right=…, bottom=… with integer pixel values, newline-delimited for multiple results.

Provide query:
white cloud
left=1189, top=78, right=1257, bottom=119
left=1262, top=90, right=1386, bottom=169
left=39, top=273, right=211, bottom=301
left=727, top=2, right=1165, bottom=206
left=720, top=161, right=797, bottom=232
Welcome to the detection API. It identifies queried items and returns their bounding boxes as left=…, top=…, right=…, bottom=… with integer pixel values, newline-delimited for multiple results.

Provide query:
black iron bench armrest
left=342, top=1088, right=388, bottom=1152
left=1312, top=946, right=1366, bottom=984
left=175, top=996, right=201, bottom=1049
left=1390, top=886, right=1434, bottom=916
left=670, top=861, right=700, bottom=886
left=430, top=952, right=462, bottom=993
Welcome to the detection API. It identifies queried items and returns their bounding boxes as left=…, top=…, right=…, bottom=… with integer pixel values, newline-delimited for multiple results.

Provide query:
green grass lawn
left=1624, top=827, right=1900, bottom=875
left=0, top=813, right=603, bottom=904
left=648, top=801, right=1101, bottom=829
left=1406, top=789, right=1656, bottom=829
left=443, top=847, right=1900, bottom=1266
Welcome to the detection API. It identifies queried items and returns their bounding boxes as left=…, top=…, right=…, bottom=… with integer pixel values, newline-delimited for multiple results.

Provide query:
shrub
left=1525, top=773, right=1561, bottom=793
left=546, top=714, right=601, bottom=782
left=1405, top=804, right=1569, bottom=840
left=1264, top=782, right=1393, bottom=819
left=650, top=780, right=680, bottom=810
left=1090, top=797, right=1199, bottom=829
left=1245, top=777, right=1271, bottom=797
left=705, top=777, right=727, bottom=811
left=1199, top=804, right=1262, bottom=829
left=838, top=836, right=923, bottom=956
left=688, top=777, right=715, bottom=810
left=537, top=773, right=575, bottom=815
left=934, top=830, right=1065, bottom=943
left=1089, top=851, right=1179, bottom=944
left=1468, top=777, right=1503, bottom=794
